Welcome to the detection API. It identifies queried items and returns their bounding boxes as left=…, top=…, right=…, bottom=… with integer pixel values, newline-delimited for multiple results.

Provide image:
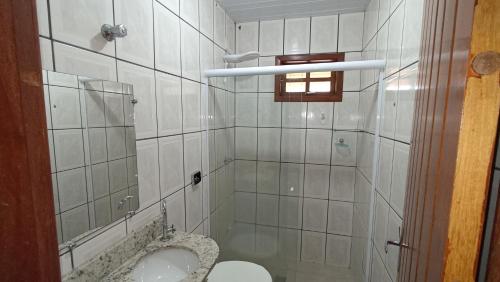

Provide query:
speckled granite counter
left=63, top=218, right=219, bottom=282
left=105, top=233, right=218, bottom=281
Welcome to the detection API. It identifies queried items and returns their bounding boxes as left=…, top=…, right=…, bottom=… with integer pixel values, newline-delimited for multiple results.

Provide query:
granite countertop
left=104, top=232, right=219, bottom=282
left=63, top=218, right=219, bottom=282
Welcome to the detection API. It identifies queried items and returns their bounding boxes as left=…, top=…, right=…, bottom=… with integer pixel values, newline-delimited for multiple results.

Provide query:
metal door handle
left=385, top=240, right=409, bottom=252
left=385, top=226, right=409, bottom=253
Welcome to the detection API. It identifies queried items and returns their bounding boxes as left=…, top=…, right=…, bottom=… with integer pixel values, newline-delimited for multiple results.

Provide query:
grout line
left=112, top=0, right=118, bottom=82
left=308, top=16, right=312, bottom=54
left=337, top=14, right=340, bottom=52
left=78, top=85, right=93, bottom=231
left=254, top=28, right=260, bottom=238
left=44, top=0, right=56, bottom=71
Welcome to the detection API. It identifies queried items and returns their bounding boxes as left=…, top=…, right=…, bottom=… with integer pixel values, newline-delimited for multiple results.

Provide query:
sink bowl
left=133, top=248, right=200, bottom=282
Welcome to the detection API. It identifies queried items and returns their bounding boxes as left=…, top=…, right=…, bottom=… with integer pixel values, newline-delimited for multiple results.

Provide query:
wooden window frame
left=274, top=53, right=345, bottom=102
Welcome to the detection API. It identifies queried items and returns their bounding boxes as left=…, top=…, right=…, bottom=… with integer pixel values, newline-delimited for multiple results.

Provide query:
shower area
left=199, top=0, right=423, bottom=278
left=204, top=61, right=378, bottom=282
left=202, top=23, right=386, bottom=280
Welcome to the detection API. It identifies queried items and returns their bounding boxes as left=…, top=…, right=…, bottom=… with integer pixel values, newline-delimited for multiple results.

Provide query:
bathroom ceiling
left=220, top=0, right=369, bottom=22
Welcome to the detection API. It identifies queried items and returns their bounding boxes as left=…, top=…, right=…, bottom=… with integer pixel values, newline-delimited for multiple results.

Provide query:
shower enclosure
left=203, top=60, right=386, bottom=282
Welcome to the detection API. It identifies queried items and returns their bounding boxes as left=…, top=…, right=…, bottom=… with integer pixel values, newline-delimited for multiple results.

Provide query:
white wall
left=352, top=0, right=424, bottom=281
left=232, top=13, right=365, bottom=268
left=36, top=0, right=236, bottom=276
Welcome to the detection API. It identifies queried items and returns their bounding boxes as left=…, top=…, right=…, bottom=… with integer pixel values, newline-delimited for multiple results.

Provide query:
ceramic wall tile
left=310, top=15, right=338, bottom=53
left=181, top=22, right=201, bottom=81
left=284, top=18, right=310, bottom=54
left=301, top=231, right=326, bottom=263
left=180, top=0, right=199, bottom=28
left=258, top=128, right=281, bottom=162
left=159, top=136, right=184, bottom=197
left=306, top=129, right=332, bottom=165
left=259, top=20, right=284, bottom=56
left=338, top=13, right=363, bottom=52
left=303, top=198, right=328, bottom=232
left=304, top=164, right=330, bottom=199
left=115, top=0, right=154, bottom=67
left=236, top=22, right=259, bottom=54
left=154, top=4, right=181, bottom=75
left=50, top=0, right=115, bottom=55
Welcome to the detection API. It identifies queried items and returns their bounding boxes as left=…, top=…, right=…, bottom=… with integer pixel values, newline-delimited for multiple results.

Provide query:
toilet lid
left=207, top=261, right=272, bottom=282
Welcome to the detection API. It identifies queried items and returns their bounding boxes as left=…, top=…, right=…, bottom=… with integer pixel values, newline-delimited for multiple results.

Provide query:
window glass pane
left=309, top=81, right=331, bottom=93
left=310, top=71, right=331, bottom=78
left=286, top=72, right=306, bottom=79
left=286, top=82, right=306, bottom=92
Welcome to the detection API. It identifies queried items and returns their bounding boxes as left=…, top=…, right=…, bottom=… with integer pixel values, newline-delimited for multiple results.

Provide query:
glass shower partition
left=204, top=60, right=386, bottom=282
left=205, top=70, right=307, bottom=281
left=205, top=74, right=356, bottom=281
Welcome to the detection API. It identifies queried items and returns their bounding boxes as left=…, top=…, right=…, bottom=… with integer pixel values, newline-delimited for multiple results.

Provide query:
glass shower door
left=207, top=70, right=363, bottom=282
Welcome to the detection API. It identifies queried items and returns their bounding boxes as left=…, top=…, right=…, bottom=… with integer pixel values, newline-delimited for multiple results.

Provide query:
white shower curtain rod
left=204, top=59, right=385, bottom=77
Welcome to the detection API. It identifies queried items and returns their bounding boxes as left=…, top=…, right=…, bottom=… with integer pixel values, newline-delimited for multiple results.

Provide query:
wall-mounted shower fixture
left=101, top=24, right=127, bottom=41
left=223, top=51, right=260, bottom=63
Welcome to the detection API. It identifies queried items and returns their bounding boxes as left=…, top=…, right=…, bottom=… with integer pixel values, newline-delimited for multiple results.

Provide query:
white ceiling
left=220, top=0, right=370, bottom=22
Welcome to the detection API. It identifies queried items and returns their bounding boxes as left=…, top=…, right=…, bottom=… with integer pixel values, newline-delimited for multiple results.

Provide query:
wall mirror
left=42, top=70, right=139, bottom=248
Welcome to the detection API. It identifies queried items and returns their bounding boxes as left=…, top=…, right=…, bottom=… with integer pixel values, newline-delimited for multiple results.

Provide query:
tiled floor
left=217, top=224, right=356, bottom=282
left=272, top=262, right=356, bottom=282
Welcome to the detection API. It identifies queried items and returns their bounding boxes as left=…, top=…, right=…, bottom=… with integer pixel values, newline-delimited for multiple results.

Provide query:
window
left=274, top=53, right=344, bottom=102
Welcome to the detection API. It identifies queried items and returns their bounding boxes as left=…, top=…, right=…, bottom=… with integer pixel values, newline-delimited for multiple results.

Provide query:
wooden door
left=0, top=0, right=61, bottom=281
left=398, top=0, right=500, bottom=281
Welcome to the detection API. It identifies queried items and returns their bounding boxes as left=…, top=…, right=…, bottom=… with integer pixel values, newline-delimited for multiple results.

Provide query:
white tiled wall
left=36, top=0, right=236, bottom=275
left=353, top=0, right=424, bottom=281
left=37, top=0, right=424, bottom=277
left=232, top=14, right=364, bottom=268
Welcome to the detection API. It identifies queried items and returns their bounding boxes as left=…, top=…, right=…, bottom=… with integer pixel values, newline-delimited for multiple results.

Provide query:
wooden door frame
left=0, top=0, right=497, bottom=281
left=444, top=0, right=500, bottom=279
left=399, top=0, right=500, bottom=281
left=0, top=0, right=61, bottom=281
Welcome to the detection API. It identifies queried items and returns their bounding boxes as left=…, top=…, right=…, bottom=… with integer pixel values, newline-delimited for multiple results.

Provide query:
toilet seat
left=207, top=261, right=272, bottom=282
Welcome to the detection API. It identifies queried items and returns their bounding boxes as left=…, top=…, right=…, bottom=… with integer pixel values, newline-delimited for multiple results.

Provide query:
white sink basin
left=133, top=248, right=200, bottom=282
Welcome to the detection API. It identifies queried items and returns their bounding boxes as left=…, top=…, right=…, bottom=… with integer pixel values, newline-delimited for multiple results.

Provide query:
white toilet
left=207, top=261, right=272, bottom=282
